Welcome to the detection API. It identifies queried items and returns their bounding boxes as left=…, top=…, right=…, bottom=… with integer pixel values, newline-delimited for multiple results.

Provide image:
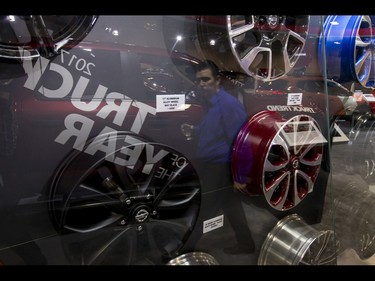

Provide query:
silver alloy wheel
left=346, top=113, right=375, bottom=184
left=320, top=173, right=375, bottom=260
left=163, top=15, right=308, bottom=82
left=258, top=213, right=338, bottom=265
left=226, top=16, right=309, bottom=81
left=167, top=252, right=219, bottom=265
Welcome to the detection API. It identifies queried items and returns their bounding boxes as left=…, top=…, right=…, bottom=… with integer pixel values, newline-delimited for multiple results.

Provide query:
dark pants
left=198, top=162, right=254, bottom=248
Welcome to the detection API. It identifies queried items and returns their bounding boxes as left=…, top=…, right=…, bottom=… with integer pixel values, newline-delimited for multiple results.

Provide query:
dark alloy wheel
left=49, top=132, right=201, bottom=265
left=0, top=15, right=98, bottom=59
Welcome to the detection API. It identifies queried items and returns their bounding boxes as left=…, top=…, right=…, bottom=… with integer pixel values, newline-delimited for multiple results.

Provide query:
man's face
left=195, top=68, right=220, bottom=98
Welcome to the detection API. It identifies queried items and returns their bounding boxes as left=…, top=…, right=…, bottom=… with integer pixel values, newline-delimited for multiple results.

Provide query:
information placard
left=156, top=94, right=186, bottom=112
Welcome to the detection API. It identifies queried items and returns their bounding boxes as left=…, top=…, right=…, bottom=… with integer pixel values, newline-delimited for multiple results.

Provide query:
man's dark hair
left=195, top=60, right=220, bottom=77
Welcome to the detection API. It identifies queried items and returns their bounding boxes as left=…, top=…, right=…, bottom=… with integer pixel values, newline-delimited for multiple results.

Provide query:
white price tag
left=287, top=93, right=303, bottom=106
left=203, top=215, right=224, bottom=233
left=156, top=94, right=186, bottom=112
left=363, top=94, right=375, bottom=102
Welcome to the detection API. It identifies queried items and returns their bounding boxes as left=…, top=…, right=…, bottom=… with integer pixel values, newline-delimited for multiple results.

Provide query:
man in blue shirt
left=181, top=60, right=255, bottom=255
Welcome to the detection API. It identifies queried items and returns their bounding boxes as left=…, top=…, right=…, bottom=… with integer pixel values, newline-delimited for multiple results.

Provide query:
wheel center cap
left=267, top=15, right=279, bottom=29
left=292, top=159, right=299, bottom=169
left=134, top=208, right=149, bottom=223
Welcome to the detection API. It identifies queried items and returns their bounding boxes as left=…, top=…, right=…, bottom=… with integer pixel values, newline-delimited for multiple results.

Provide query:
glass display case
left=0, top=15, right=374, bottom=265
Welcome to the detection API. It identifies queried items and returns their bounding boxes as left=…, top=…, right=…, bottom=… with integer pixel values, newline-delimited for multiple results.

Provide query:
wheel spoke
left=228, top=21, right=255, bottom=39
left=299, top=143, right=323, bottom=166
left=85, top=226, right=136, bottom=265
left=264, top=171, right=290, bottom=210
left=64, top=213, right=124, bottom=233
left=153, top=161, right=189, bottom=206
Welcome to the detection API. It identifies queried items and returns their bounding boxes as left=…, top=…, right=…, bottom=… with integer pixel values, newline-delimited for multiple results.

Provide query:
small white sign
left=287, top=93, right=303, bottom=106
left=203, top=214, right=224, bottom=233
left=363, top=94, right=375, bottom=102
left=156, top=94, right=185, bottom=112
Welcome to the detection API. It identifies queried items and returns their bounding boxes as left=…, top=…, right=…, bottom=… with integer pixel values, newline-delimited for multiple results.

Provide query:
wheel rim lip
left=166, top=252, right=219, bottom=265
left=232, top=111, right=280, bottom=194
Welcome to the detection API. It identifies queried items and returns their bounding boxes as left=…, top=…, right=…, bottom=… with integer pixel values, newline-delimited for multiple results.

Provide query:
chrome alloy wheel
left=258, top=213, right=338, bottom=265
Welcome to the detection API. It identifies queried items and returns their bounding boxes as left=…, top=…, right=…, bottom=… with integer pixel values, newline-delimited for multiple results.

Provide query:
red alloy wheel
left=232, top=111, right=324, bottom=211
